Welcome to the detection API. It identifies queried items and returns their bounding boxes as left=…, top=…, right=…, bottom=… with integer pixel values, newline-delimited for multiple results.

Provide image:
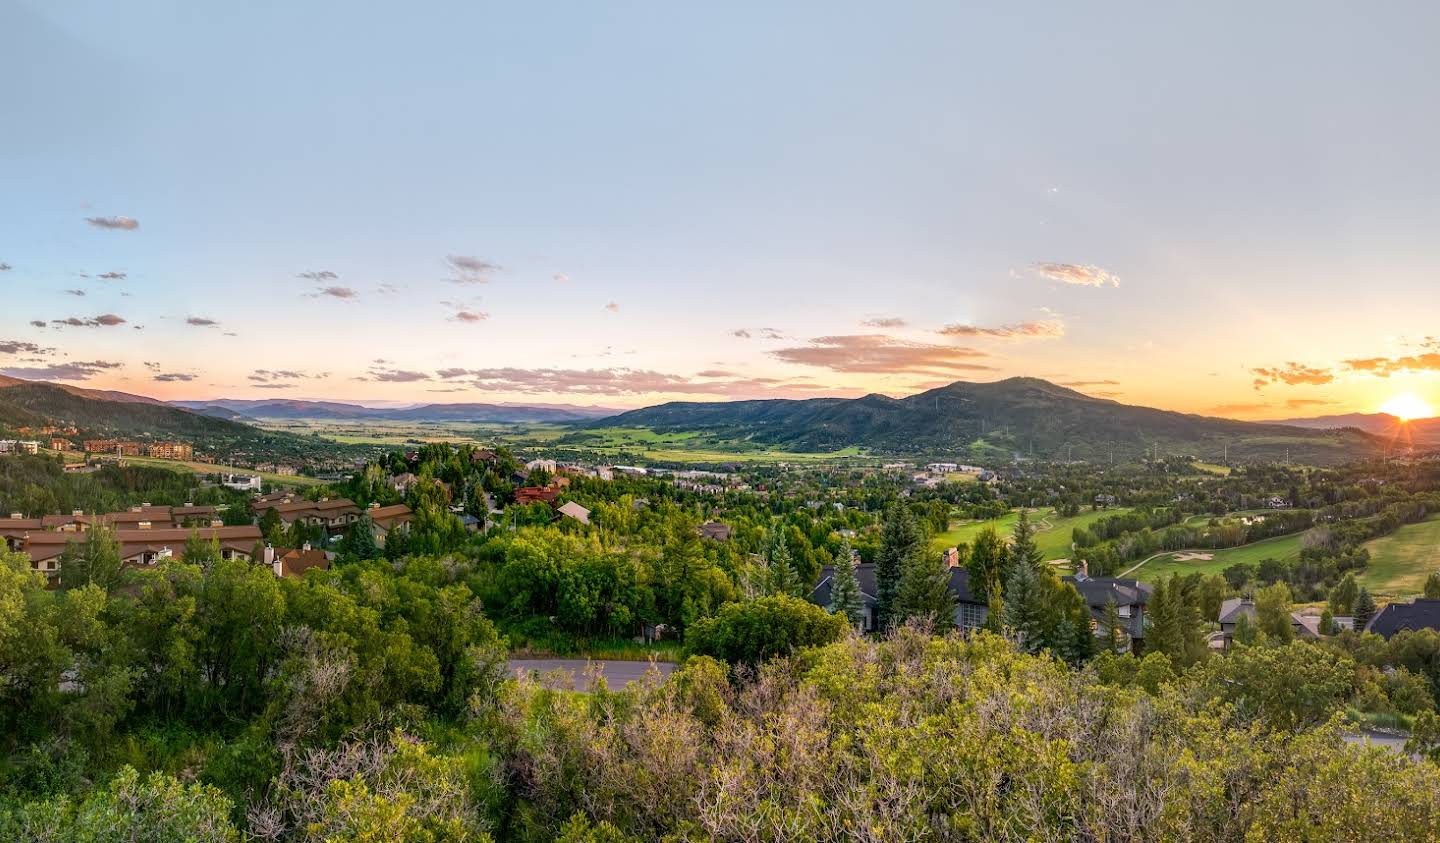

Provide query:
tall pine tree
left=1354, top=587, right=1377, bottom=631
left=766, top=530, right=803, bottom=598
left=875, top=505, right=922, bottom=631
left=894, top=548, right=956, bottom=632
left=828, top=543, right=866, bottom=631
left=1002, top=554, right=1046, bottom=652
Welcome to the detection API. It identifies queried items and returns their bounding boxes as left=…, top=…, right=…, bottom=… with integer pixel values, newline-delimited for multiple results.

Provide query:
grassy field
left=931, top=507, right=1133, bottom=563
left=1191, top=462, right=1233, bottom=476
left=1358, top=515, right=1440, bottom=598
left=123, top=455, right=326, bottom=487
left=1132, top=533, right=1304, bottom=582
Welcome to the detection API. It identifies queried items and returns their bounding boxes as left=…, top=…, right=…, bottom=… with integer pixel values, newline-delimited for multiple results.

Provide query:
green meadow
left=1358, top=515, right=1440, bottom=599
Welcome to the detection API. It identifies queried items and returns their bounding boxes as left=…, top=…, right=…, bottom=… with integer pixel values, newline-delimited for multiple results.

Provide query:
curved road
left=508, top=658, right=677, bottom=691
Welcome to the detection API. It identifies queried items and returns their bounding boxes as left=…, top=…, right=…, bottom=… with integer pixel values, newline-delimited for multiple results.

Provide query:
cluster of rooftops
left=1, top=495, right=413, bottom=581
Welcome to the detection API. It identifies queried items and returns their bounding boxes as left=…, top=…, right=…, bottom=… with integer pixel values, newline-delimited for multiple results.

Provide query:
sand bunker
left=1171, top=551, right=1215, bottom=562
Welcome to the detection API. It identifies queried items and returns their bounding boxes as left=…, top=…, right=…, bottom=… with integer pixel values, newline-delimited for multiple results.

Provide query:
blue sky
left=3, top=1, right=1440, bottom=415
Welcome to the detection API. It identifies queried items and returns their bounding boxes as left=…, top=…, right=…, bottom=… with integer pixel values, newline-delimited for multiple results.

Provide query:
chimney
left=302, top=541, right=311, bottom=552
left=1079, top=560, right=1090, bottom=580
left=210, top=519, right=223, bottom=528
left=369, top=501, right=380, bottom=510
left=263, top=544, right=276, bottom=565
left=8, top=512, right=20, bottom=519
left=138, top=521, right=151, bottom=530
left=72, top=509, right=83, bottom=517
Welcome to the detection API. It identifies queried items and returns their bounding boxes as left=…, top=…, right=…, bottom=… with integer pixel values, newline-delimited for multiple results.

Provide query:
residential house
left=49, top=438, right=73, bottom=452
left=1365, top=599, right=1440, bottom=639
left=251, top=497, right=362, bottom=530
left=698, top=521, right=732, bottom=541
left=221, top=474, right=262, bottom=491
left=366, top=503, right=413, bottom=543
left=557, top=501, right=591, bottom=525
left=1213, top=597, right=1322, bottom=648
left=515, top=485, right=561, bottom=505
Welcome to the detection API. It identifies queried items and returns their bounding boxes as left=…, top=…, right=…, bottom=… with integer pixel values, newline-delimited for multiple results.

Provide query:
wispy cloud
left=298, top=270, right=339, bottom=282
left=1251, top=362, right=1334, bottom=389
left=446, top=255, right=501, bottom=284
left=153, top=372, right=198, bottom=382
left=64, top=289, right=86, bottom=297
left=731, top=327, right=785, bottom=340
left=861, top=317, right=907, bottom=328
left=50, top=314, right=127, bottom=328
left=1059, top=379, right=1120, bottom=388
left=553, top=273, right=571, bottom=283
left=97, top=271, right=126, bottom=280
left=85, top=216, right=140, bottom=231
left=315, top=286, right=358, bottom=299
left=0, top=262, right=12, bottom=272
left=604, top=302, right=620, bottom=312
left=0, top=340, right=54, bottom=356
left=938, top=318, right=1065, bottom=339
left=28, top=321, right=45, bottom=328
left=1031, top=262, right=1120, bottom=287
left=1286, top=398, right=1337, bottom=409
left=770, top=334, right=993, bottom=376
left=452, top=310, right=489, bottom=323
left=248, top=369, right=324, bottom=383
left=186, top=317, right=219, bottom=327
left=357, top=366, right=431, bottom=383
left=1, top=360, right=122, bottom=381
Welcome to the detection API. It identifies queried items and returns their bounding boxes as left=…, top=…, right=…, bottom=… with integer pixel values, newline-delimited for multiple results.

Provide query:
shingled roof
left=1366, top=599, right=1440, bottom=639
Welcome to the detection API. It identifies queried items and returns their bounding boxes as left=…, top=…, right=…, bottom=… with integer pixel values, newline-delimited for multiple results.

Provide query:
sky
left=3, top=1, right=1440, bottom=418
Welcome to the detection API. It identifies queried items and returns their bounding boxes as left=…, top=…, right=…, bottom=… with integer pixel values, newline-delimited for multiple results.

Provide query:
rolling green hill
left=592, top=377, right=1382, bottom=464
left=0, top=379, right=355, bottom=461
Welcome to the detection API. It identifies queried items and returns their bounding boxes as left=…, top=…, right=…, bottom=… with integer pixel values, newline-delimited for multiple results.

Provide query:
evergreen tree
left=1319, top=608, right=1336, bottom=636
left=1002, top=553, right=1046, bottom=652
left=1146, top=577, right=1182, bottom=661
left=1010, top=509, right=1043, bottom=571
left=1101, top=598, right=1125, bottom=654
left=1354, top=587, right=1377, bottom=631
left=894, top=548, right=956, bottom=632
left=875, top=505, right=922, bottom=630
left=827, top=543, right=866, bottom=631
left=341, top=513, right=380, bottom=561
left=964, top=528, right=1007, bottom=602
left=766, top=530, right=802, bottom=598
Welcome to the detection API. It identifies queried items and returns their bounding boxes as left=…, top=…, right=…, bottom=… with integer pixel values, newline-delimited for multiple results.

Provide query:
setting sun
left=1379, top=393, right=1435, bottom=422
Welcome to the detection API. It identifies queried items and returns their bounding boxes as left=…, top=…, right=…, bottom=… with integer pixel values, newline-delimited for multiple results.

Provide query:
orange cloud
left=770, top=334, right=993, bottom=376
left=939, top=319, right=1065, bottom=339
left=1251, top=362, right=1334, bottom=390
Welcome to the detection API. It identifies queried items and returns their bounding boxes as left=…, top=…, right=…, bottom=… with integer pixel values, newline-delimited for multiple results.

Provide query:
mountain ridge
left=588, top=376, right=1387, bottom=464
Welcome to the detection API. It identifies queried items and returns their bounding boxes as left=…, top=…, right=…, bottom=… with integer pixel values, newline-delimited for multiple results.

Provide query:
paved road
left=507, top=658, right=677, bottom=691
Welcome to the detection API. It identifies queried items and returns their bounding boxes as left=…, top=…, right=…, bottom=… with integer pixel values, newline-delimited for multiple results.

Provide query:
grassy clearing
left=931, top=507, right=1133, bottom=562
left=1191, top=462, right=1233, bottom=476
left=1134, top=533, right=1304, bottom=583
left=1358, top=515, right=1440, bottom=598
left=123, top=455, right=326, bottom=487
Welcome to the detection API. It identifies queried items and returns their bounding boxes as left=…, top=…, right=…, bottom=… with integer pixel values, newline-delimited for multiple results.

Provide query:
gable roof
left=557, top=501, right=591, bottom=524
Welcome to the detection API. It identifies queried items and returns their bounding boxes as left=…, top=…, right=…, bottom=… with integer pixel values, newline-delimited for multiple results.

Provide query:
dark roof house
left=1366, top=599, right=1440, bottom=639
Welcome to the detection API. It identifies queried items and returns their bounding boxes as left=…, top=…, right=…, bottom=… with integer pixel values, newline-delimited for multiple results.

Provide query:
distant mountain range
left=590, top=377, right=1389, bottom=464
left=1263, top=412, right=1440, bottom=443
left=169, top=398, right=620, bottom=424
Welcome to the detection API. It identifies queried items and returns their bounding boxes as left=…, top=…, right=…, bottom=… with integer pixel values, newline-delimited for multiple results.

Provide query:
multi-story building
left=147, top=442, right=194, bottom=461
left=83, top=439, right=144, bottom=456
